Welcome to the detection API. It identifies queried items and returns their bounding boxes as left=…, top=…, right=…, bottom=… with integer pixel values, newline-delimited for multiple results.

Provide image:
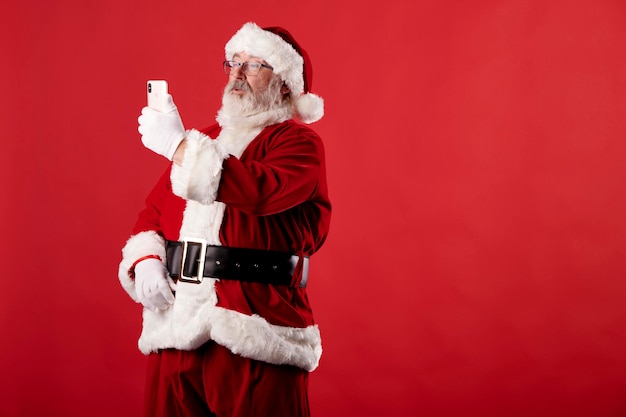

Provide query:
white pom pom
left=294, top=93, right=324, bottom=124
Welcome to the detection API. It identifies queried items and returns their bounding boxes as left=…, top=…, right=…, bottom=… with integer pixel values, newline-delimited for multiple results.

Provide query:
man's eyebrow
left=232, top=52, right=265, bottom=63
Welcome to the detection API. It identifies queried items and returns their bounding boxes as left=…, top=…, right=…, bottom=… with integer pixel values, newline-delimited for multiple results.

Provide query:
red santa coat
left=119, top=111, right=331, bottom=372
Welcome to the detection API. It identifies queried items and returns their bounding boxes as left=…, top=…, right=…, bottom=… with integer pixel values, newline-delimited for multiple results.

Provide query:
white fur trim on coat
left=210, top=308, right=322, bottom=371
left=118, top=230, right=166, bottom=302
left=137, top=277, right=322, bottom=371
left=171, top=129, right=229, bottom=205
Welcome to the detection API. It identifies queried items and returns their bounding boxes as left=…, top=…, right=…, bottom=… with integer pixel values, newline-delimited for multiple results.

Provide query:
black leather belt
left=165, top=239, right=309, bottom=288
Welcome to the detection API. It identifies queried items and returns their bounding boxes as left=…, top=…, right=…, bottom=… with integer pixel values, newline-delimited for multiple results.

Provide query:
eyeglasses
left=223, top=60, right=273, bottom=76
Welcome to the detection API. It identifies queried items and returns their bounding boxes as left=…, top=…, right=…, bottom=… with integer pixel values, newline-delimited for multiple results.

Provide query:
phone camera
left=148, top=83, right=152, bottom=93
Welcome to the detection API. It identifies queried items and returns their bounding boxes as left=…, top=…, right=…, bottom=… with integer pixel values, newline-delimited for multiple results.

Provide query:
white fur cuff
left=118, top=230, right=166, bottom=301
left=171, top=129, right=229, bottom=205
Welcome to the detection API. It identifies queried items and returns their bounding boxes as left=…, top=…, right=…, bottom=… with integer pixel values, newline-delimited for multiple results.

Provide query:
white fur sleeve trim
left=118, top=230, right=166, bottom=302
left=171, top=129, right=229, bottom=205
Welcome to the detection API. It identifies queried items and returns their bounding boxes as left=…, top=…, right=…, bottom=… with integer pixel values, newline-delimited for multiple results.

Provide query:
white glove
left=134, top=258, right=177, bottom=312
left=138, top=94, right=185, bottom=160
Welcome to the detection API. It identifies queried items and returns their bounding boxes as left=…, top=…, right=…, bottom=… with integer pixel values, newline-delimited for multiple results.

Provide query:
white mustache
left=229, top=80, right=251, bottom=92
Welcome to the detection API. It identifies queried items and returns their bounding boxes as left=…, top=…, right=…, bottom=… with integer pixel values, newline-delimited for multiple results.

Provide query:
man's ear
left=281, top=83, right=291, bottom=95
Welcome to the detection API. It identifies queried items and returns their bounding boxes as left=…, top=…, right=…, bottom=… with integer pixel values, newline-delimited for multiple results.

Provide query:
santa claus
left=118, top=22, right=331, bottom=417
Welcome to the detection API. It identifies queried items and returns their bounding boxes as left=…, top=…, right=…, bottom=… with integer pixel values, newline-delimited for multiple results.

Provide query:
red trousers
left=143, top=341, right=311, bottom=417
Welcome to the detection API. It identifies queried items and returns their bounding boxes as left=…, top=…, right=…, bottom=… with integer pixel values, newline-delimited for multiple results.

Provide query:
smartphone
left=147, top=80, right=168, bottom=112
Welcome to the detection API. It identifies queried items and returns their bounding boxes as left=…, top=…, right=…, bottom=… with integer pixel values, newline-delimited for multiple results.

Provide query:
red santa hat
left=225, top=22, right=324, bottom=124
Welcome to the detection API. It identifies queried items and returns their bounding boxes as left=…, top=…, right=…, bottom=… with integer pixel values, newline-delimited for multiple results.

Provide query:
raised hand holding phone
left=138, top=80, right=185, bottom=160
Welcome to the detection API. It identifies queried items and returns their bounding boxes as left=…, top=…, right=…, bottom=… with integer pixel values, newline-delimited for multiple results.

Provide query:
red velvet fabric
left=143, top=342, right=310, bottom=417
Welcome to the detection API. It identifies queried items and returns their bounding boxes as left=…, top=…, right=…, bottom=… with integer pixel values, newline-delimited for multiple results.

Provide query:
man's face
left=221, top=51, right=287, bottom=117
left=227, top=52, right=274, bottom=95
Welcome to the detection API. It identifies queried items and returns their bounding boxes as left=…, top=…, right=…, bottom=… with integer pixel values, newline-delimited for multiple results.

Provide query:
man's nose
left=232, top=65, right=246, bottom=79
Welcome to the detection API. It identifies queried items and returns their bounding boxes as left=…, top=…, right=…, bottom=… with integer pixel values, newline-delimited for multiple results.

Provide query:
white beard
left=215, top=76, right=294, bottom=149
left=219, top=76, right=292, bottom=121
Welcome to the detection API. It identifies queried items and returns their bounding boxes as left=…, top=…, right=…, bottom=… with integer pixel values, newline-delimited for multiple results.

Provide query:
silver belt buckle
left=179, top=237, right=207, bottom=284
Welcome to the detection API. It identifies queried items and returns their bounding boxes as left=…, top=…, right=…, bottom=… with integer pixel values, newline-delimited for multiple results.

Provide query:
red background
left=2, top=1, right=626, bottom=416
